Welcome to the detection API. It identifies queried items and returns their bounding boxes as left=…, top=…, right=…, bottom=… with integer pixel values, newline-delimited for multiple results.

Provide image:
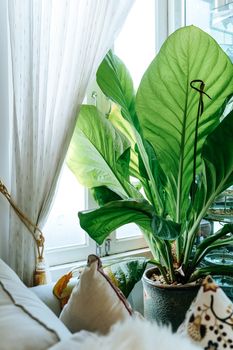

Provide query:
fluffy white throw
left=50, top=317, right=201, bottom=350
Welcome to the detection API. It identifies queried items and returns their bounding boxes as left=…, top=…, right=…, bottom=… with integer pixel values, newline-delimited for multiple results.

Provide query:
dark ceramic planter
left=142, top=267, right=200, bottom=332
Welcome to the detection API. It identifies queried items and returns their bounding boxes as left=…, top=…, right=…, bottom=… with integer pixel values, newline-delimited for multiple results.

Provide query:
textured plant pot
left=142, top=267, right=200, bottom=332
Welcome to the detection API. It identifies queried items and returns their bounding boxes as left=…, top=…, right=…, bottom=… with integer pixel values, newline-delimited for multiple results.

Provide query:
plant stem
left=145, top=177, right=156, bottom=207
left=164, top=240, right=175, bottom=282
left=156, top=238, right=171, bottom=270
left=183, top=217, right=203, bottom=270
left=148, top=259, right=170, bottom=284
left=135, top=130, right=164, bottom=214
left=176, top=234, right=183, bottom=265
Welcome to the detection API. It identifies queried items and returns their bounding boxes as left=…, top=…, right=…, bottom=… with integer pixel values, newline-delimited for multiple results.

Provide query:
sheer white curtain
left=7, top=0, right=134, bottom=286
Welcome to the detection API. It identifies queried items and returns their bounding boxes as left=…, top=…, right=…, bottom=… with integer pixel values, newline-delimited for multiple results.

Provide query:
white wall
left=0, top=0, right=10, bottom=262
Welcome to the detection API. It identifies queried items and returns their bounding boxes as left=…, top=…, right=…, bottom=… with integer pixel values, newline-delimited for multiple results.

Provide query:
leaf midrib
left=176, top=34, right=190, bottom=223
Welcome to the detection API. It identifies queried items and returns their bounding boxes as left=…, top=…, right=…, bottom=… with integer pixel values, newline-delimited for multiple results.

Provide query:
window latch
left=96, top=243, right=102, bottom=257
left=95, top=238, right=111, bottom=257
left=105, top=238, right=111, bottom=256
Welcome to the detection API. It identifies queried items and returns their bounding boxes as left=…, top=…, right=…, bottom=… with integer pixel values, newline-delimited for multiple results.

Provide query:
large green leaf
left=78, top=199, right=181, bottom=245
left=97, top=50, right=138, bottom=128
left=79, top=200, right=153, bottom=245
left=137, top=140, right=169, bottom=213
left=67, top=105, right=141, bottom=200
left=97, top=50, right=165, bottom=214
left=136, top=25, right=233, bottom=223
left=91, top=186, right=122, bottom=206
left=108, top=104, right=143, bottom=182
left=108, top=104, right=156, bottom=206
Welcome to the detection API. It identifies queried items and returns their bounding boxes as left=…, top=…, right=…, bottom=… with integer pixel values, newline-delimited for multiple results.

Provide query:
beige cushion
left=179, top=276, right=233, bottom=349
left=59, top=254, right=132, bottom=334
left=0, top=258, right=70, bottom=350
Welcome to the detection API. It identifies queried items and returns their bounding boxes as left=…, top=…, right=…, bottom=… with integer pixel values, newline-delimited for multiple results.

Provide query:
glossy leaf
left=78, top=200, right=181, bottom=245
left=151, top=216, right=181, bottom=240
left=137, top=140, right=169, bottom=212
left=108, top=104, right=143, bottom=182
left=91, top=186, right=122, bottom=206
left=97, top=51, right=165, bottom=213
left=136, top=25, right=233, bottom=223
left=79, top=200, right=154, bottom=245
left=97, top=50, right=138, bottom=128
left=67, top=105, right=142, bottom=200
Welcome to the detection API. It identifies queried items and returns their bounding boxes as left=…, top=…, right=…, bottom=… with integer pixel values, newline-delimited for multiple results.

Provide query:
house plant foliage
left=67, top=26, right=233, bottom=285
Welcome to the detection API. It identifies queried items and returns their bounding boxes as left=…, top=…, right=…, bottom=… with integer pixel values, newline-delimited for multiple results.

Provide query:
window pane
left=185, top=0, right=233, bottom=60
left=44, top=165, right=87, bottom=248
left=114, top=0, right=155, bottom=88
left=116, top=223, right=142, bottom=240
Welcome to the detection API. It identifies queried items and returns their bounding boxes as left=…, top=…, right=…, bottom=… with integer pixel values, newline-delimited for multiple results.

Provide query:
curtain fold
left=7, top=0, right=134, bottom=286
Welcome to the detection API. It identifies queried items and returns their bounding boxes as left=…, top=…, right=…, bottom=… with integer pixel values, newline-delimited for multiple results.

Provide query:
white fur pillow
left=49, top=317, right=202, bottom=350
left=59, top=255, right=132, bottom=334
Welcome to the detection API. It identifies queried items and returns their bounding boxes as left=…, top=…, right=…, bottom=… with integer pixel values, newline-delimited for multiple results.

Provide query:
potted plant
left=67, top=26, right=233, bottom=329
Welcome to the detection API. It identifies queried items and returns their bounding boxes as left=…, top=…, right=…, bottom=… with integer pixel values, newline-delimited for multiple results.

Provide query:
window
left=114, top=0, right=156, bottom=87
left=43, top=0, right=233, bottom=266
left=44, top=166, right=96, bottom=266
left=185, top=0, right=233, bottom=60
left=44, top=0, right=157, bottom=267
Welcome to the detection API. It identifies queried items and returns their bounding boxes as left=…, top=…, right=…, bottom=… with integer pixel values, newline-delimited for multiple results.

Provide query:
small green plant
left=67, top=26, right=233, bottom=284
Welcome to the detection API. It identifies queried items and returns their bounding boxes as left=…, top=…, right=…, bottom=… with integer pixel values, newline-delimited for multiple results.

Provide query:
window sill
left=49, top=247, right=152, bottom=281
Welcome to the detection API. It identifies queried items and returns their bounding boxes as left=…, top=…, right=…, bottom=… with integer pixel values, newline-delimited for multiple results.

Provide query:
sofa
left=1, top=256, right=232, bottom=350
left=0, top=257, right=146, bottom=350
left=0, top=258, right=71, bottom=349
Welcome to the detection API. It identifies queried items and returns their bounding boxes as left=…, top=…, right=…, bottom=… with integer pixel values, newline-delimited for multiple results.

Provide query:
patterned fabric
left=179, top=276, right=233, bottom=349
